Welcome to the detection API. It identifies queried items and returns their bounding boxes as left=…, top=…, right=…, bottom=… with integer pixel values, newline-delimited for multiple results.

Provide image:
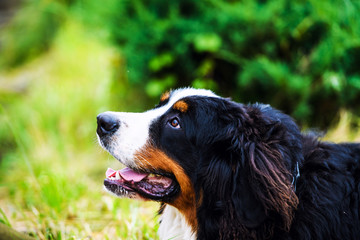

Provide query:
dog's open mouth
left=104, top=167, right=179, bottom=201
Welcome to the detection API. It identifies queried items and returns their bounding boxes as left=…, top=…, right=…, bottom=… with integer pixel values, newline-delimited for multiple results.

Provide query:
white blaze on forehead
left=99, top=88, right=220, bottom=168
left=168, top=88, right=219, bottom=104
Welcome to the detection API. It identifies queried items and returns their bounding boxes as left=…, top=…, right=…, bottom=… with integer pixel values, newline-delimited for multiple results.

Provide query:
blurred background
left=0, top=0, right=359, bottom=239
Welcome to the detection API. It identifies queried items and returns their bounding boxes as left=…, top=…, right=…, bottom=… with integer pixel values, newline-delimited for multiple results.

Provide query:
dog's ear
left=242, top=141, right=299, bottom=230
left=201, top=103, right=300, bottom=234
left=231, top=104, right=300, bottom=230
left=231, top=163, right=268, bottom=228
left=197, top=102, right=301, bottom=239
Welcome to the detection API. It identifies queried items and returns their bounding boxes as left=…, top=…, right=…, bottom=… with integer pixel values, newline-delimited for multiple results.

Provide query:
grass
left=0, top=21, right=159, bottom=239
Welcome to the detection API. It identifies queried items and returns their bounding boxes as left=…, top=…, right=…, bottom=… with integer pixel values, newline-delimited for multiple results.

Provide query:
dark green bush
left=1, top=0, right=360, bottom=127
left=109, top=0, right=360, bottom=127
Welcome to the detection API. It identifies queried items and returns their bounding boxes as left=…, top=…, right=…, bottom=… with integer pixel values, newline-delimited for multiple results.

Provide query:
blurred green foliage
left=0, top=22, right=159, bottom=239
left=1, top=0, right=360, bottom=125
left=0, top=0, right=71, bottom=67
left=109, top=0, right=360, bottom=127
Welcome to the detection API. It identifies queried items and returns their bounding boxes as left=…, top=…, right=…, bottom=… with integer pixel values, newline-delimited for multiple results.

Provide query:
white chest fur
left=158, top=205, right=196, bottom=240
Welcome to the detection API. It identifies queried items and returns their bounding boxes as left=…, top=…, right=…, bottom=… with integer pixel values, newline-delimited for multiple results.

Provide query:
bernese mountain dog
left=96, top=88, right=360, bottom=240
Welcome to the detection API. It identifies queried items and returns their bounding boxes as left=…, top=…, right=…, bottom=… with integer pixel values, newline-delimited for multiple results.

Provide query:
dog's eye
left=169, top=118, right=181, bottom=129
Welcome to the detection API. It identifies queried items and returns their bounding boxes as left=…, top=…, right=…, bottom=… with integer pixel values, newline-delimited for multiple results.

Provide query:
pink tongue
left=120, top=167, right=148, bottom=182
left=106, top=167, right=148, bottom=182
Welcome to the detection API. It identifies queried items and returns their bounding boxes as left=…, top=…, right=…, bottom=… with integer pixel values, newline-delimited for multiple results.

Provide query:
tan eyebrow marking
left=173, top=100, right=189, bottom=113
left=160, top=91, right=170, bottom=102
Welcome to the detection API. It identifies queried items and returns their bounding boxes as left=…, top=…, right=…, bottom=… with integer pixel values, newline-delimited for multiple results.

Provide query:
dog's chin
left=103, top=166, right=180, bottom=202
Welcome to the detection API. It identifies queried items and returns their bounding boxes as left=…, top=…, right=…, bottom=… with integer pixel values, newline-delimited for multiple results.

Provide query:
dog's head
left=97, top=88, right=301, bottom=237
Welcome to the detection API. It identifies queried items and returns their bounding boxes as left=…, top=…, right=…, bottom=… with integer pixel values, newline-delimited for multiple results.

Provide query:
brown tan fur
left=173, top=100, right=189, bottom=113
left=160, top=91, right=170, bottom=102
left=134, top=143, right=197, bottom=231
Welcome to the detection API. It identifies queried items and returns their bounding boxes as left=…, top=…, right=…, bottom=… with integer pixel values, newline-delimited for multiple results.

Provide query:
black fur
left=153, top=96, right=360, bottom=240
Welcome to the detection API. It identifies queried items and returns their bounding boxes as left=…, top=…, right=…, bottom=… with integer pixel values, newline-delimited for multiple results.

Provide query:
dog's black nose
left=97, top=113, right=120, bottom=137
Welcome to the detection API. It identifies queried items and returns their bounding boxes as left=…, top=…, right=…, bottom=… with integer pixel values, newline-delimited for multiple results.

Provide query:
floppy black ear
left=196, top=130, right=267, bottom=239
left=232, top=163, right=267, bottom=228
left=197, top=102, right=301, bottom=239
left=230, top=104, right=301, bottom=230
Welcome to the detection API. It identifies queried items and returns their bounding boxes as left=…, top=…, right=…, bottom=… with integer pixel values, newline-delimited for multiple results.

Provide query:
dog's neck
left=158, top=205, right=196, bottom=240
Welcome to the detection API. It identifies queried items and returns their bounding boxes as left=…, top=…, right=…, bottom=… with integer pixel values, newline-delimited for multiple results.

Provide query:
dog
left=96, top=88, right=360, bottom=240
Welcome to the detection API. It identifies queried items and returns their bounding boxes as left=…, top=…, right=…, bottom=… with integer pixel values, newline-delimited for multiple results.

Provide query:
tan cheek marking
left=173, top=100, right=189, bottom=113
left=134, top=144, right=197, bottom=231
left=160, top=91, right=170, bottom=102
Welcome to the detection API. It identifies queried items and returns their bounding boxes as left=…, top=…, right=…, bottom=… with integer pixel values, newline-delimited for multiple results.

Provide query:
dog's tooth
left=115, top=171, right=121, bottom=180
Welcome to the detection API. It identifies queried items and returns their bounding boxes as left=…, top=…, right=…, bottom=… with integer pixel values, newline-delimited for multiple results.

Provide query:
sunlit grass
left=0, top=21, right=159, bottom=239
left=323, top=110, right=360, bottom=143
